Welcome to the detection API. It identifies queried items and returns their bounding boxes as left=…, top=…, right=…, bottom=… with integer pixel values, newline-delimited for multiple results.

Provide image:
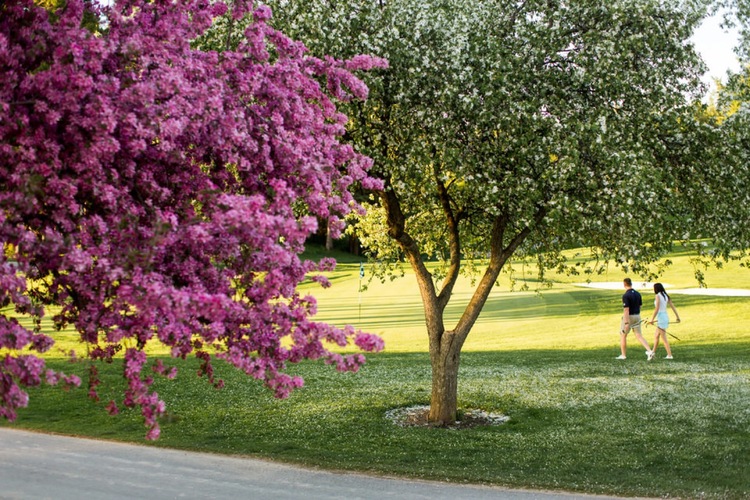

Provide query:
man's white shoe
left=647, top=350, right=655, bottom=361
left=616, top=355, right=627, bottom=360
left=665, top=355, right=674, bottom=360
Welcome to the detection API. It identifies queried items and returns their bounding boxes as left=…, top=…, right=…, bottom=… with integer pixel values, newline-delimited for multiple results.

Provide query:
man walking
left=617, top=278, right=653, bottom=360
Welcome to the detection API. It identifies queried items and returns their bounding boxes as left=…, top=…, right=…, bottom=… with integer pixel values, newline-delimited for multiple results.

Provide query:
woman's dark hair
left=653, top=282, right=668, bottom=297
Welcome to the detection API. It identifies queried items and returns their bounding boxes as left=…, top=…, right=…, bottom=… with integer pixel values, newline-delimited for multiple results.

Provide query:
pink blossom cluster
left=0, top=0, right=385, bottom=438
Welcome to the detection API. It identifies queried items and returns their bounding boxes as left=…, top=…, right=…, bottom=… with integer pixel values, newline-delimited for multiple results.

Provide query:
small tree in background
left=0, top=0, right=385, bottom=439
left=687, top=0, right=750, bottom=270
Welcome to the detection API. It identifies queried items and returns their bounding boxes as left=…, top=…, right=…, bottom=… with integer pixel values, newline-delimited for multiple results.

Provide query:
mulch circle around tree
left=385, top=405, right=509, bottom=429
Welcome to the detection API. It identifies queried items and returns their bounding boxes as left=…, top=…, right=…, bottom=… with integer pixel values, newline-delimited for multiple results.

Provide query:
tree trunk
left=348, top=234, right=360, bottom=255
left=325, top=220, right=334, bottom=251
left=428, top=335, right=461, bottom=424
left=378, top=177, right=545, bottom=427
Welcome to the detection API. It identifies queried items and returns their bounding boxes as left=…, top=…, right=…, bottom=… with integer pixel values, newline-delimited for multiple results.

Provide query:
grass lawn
left=2, top=248, right=750, bottom=498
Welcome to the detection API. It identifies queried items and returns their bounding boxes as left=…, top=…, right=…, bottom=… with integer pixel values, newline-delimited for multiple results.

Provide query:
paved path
left=0, top=428, right=633, bottom=500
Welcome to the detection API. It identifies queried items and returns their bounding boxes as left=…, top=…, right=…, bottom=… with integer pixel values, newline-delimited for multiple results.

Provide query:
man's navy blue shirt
left=622, top=289, right=642, bottom=315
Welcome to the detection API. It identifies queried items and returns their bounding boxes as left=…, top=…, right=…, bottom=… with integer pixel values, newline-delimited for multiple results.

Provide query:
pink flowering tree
left=0, top=0, right=386, bottom=439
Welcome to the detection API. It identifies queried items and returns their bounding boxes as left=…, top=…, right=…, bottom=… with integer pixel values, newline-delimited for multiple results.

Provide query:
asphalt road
left=0, top=427, right=632, bottom=500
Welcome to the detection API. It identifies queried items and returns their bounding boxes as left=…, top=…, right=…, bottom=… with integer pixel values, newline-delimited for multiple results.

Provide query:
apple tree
left=210, top=0, right=748, bottom=425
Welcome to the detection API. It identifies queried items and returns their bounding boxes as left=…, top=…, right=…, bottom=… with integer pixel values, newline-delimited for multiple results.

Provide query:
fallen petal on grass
left=385, top=405, right=510, bottom=428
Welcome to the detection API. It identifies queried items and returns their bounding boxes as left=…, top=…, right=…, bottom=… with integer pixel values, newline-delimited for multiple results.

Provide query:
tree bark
left=422, top=208, right=547, bottom=425
left=325, top=219, right=334, bottom=251
left=379, top=175, right=547, bottom=425
left=428, top=330, right=461, bottom=424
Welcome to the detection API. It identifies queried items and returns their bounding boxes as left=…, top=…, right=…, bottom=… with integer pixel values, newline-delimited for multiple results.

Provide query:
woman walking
left=648, top=283, right=681, bottom=359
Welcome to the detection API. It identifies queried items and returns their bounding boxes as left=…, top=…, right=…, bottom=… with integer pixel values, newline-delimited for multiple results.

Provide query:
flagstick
left=358, top=262, right=364, bottom=323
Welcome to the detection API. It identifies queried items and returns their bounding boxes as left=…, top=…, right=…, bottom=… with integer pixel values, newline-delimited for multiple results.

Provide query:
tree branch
left=433, top=162, right=462, bottom=310
left=452, top=203, right=548, bottom=342
left=378, top=182, right=443, bottom=338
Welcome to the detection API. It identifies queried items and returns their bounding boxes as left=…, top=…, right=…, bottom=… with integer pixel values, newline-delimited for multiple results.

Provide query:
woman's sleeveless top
left=655, top=292, right=668, bottom=313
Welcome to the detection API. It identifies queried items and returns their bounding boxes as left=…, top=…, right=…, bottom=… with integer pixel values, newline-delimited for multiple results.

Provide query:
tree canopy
left=246, top=0, right=749, bottom=423
left=0, top=0, right=385, bottom=438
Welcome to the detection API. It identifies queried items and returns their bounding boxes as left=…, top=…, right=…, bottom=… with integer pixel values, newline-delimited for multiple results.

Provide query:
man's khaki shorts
left=621, top=314, right=642, bottom=335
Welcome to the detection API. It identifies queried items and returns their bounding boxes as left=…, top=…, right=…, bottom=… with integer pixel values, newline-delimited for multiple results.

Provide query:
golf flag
left=358, top=262, right=364, bottom=322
